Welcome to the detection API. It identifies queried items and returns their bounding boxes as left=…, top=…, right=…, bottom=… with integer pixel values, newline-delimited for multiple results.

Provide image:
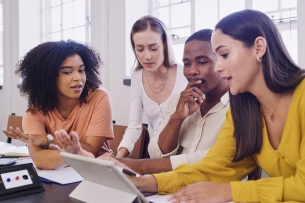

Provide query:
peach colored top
left=23, top=88, right=113, bottom=155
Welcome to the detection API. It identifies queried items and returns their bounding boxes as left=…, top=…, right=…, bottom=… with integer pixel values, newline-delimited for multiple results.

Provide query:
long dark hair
left=130, top=15, right=176, bottom=72
left=16, top=40, right=102, bottom=115
left=215, top=9, right=305, bottom=162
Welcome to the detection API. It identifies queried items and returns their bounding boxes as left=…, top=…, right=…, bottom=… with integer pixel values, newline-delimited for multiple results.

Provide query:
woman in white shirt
left=116, top=16, right=187, bottom=158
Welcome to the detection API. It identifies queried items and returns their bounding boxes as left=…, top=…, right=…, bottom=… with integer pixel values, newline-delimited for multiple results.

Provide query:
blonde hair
left=130, top=15, right=176, bottom=72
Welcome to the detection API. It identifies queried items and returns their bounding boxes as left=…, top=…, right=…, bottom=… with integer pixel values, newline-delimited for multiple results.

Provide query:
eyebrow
left=60, top=64, right=85, bottom=69
left=182, top=55, right=209, bottom=61
left=215, top=45, right=226, bottom=53
left=135, top=43, right=158, bottom=47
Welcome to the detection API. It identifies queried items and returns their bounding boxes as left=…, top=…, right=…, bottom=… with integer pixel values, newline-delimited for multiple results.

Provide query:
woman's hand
left=49, top=129, right=94, bottom=158
left=3, top=127, right=45, bottom=146
left=98, top=156, right=158, bottom=193
left=167, top=182, right=232, bottom=203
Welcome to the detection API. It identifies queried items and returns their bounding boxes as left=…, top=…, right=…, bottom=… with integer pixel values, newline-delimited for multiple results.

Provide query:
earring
left=256, top=56, right=262, bottom=62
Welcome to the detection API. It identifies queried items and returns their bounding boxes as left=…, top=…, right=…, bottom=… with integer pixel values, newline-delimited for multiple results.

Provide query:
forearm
left=119, top=158, right=172, bottom=175
left=158, top=113, right=184, bottom=154
left=132, top=175, right=158, bottom=193
left=29, top=147, right=65, bottom=170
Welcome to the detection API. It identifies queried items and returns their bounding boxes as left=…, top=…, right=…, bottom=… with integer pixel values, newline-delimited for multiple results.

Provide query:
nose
left=73, top=71, right=81, bottom=81
left=144, top=49, right=152, bottom=59
left=187, top=63, right=199, bottom=77
left=215, top=61, right=223, bottom=73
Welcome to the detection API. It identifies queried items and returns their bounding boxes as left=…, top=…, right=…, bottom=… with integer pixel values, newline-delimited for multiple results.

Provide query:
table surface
left=0, top=182, right=83, bottom=203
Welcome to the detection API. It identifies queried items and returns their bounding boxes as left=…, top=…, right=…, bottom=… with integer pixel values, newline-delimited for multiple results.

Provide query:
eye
left=136, top=49, right=143, bottom=52
left=79, top=69, right=85, bottom=73
left=151, top=48, right=158, bottom=51
left=183, top=62, right=190, bottom=67
left=63, top=71, right=72, bottom=75
left=198, top=61, right=208, bottom=66
left=221, top=53, right=228, bottom=58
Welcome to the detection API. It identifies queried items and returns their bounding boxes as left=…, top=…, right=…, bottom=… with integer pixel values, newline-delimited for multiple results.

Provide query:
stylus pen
left=122, top=168, right=140, bottom=177
left=39, top=177, right=52, bottom=184
left=116, top=166, right=140, bottom=177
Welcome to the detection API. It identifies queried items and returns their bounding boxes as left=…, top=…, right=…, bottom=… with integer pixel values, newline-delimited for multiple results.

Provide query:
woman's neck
left=56, top=98, right=79, bottom=119
left=144, top=64, right=169, bottom=81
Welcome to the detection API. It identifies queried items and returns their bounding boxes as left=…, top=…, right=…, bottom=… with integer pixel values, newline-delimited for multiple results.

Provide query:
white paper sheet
left=36, top=165, right=83, bottom=185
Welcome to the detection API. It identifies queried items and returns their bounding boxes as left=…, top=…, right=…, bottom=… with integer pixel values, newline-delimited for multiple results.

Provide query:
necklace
left=146, top=67, right=169, bottom=94
left=262, top=94, right=282, bottom=121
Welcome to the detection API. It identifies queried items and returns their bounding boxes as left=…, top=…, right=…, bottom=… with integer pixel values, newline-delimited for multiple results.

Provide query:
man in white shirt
left=100, top=29, right=229, bottom=174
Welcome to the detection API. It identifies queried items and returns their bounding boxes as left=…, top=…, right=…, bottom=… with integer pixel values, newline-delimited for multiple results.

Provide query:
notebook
left=0, top=146, right=30, bottom=157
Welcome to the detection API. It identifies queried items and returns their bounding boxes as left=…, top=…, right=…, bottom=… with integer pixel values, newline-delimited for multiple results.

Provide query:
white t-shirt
left=118, top=64, right=187, bottom=154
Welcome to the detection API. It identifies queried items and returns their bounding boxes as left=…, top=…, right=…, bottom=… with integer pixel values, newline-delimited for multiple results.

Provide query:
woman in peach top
left=3, top=40, right=113, bottom=170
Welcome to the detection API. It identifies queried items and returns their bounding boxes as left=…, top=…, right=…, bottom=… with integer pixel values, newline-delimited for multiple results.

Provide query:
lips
left=188, top=78, right=206, bottom=83
left=71, top=84, right=83, bottom=91
left=144, top=62, right=154, bottom=67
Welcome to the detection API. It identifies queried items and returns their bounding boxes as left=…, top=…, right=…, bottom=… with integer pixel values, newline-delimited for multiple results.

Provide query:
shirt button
left=190, top=148, right=195, bottom=152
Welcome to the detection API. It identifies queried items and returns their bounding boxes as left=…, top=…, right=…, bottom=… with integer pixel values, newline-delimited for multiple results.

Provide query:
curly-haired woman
left=3, top=40, right=113, bottom=169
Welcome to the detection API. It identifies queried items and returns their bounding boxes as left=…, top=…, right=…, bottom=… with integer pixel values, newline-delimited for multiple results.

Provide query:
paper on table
left=0, top=146, right=30, bottom=157
left=146, top=194, right=234, bottom=203
left=146, top=194, right=171, bottom=203
left=36, top=165, right=83, bottom=185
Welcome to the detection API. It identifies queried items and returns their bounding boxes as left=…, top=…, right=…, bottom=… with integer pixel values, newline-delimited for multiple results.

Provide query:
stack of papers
left=0, top=146, right=30, bottom=157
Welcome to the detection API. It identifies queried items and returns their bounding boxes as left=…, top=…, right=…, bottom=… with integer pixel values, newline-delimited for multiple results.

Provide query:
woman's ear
left=254, top=36, right=267, bottom=60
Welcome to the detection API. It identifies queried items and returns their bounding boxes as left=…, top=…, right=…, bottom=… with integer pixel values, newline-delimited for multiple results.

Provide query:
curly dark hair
left=16, top=40, right=102, bottom=115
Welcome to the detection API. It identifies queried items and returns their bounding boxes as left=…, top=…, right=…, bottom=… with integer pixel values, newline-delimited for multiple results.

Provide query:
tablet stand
left=69, top=180, right=143, bottom=203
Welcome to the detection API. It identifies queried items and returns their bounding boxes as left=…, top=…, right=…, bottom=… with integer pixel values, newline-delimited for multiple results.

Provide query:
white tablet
left=60, top=152, right=149, bottom=203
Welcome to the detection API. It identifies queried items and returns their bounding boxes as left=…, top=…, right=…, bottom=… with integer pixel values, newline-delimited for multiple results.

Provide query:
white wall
left=106, top=0, right=149, bottom=126
left=297, top=0, right=305, bottom=68
left=0, top=0, right=41, bottom=144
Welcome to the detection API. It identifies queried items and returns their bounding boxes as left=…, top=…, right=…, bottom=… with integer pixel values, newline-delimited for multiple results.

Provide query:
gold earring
left=256, top=56, right=262, bottom=62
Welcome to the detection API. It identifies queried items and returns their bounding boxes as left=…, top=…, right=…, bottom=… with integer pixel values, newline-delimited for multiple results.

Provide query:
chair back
left=6, top=114, right=23, bottom=143
left=110, top=124, right=150, bottom=159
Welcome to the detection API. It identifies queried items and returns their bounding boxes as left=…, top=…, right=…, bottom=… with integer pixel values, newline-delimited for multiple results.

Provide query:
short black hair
left=185, top=29, right=213, bottom=44
left=16, top=40, right=102, bottom=115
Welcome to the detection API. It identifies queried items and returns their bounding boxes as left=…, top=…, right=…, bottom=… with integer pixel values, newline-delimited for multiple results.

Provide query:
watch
left=42, top=134, right=54, bottom=149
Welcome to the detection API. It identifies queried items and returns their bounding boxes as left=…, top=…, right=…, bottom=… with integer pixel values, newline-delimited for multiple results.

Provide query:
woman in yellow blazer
left=55, top=9, right=305, bottom=203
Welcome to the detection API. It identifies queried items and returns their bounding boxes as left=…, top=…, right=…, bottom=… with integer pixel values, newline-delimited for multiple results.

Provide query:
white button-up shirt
left=148, top=92, right=230, bottom=169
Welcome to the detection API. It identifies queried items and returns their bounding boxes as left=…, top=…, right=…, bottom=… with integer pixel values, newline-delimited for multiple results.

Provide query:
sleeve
left=231, top=134, right=305, bottom=202
left=86, top=89, right=114, bottom=139
left=153, top=110, right=257, bottom=194
left=170, top=149, right=210, bottom=170
left=22, top=111, right=46, bottom=135
left=147, top=93, right=180, bottom=158
left=117, top=72, right=144, bottom=154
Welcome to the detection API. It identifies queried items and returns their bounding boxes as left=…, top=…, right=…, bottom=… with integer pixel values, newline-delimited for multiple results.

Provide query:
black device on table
left=0, top=163, right=44, bottom=201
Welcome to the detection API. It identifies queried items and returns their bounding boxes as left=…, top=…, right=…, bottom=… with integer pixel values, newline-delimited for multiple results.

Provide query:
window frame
left=41, top=0, right=91, bottom=43
left=150, top=0, right=298, bottom=63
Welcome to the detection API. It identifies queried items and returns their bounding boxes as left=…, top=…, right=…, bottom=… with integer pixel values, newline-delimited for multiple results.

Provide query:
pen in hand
left=116, top=166, right=140, bottom=177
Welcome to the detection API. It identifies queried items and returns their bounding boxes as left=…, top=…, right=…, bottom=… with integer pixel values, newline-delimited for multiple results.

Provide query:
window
left=151, top=0, right=298, bottom=64
left=42, top=0, right=90, bottom=43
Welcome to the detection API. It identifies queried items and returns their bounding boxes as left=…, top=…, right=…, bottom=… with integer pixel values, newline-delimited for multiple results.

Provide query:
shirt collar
left=220, top=92, right=229, bottom=105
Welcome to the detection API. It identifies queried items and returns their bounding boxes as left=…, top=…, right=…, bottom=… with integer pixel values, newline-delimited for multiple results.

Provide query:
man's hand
left=174, top=80, right=205, bottom=120
left=49, top=129, right=94, bottom=158
left=3, top=127, right=46, bottom=146
left=167, top=182, right=232, bottom=203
